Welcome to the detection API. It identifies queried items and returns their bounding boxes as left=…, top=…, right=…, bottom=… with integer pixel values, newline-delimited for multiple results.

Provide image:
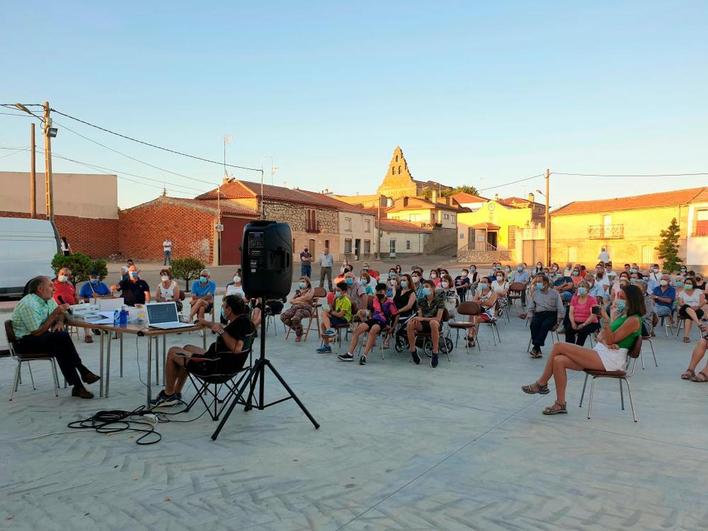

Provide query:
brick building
left=119, top=195, right=257, bottom=265
left=0, top=171, right=119, bottom=257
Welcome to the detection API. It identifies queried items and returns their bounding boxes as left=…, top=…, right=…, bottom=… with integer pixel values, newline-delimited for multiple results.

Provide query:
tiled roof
left=387, top=197, right=461, bottom=213
left=120, top=196, right=258, bottom=217
left=450, top=192, right=488, bottom=204
left=552, top=187, right=708, bottom=216
left=377, top=218, right=432, bottom=233
left=195, top=180, right=371, bottom=213
left=498, top=196, right=545, bottom=208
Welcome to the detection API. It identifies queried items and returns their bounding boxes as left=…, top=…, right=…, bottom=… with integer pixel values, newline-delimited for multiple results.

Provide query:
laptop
left=146, top=302, right=193, bottom=330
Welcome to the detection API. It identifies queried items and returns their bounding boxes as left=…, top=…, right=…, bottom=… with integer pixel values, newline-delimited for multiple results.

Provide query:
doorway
left=487, top=231, right=498, bottom=250
left=308, top=238, right=316, bottom=258
left=354, top=238, right=361, bottom=260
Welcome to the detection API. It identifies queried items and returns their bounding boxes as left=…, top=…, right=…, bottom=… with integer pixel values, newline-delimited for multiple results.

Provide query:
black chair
left=183, top=334, right=255, bottom=421
left=5, top=320, right=62, bottom=401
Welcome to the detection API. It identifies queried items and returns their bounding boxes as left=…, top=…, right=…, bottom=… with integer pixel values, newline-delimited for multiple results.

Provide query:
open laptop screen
left=147, top=302, right=179, bottom=324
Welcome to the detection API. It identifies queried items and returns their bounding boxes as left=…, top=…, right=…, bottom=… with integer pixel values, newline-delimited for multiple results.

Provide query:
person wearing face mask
left=151, top=295, right=255, bottom=407
left=646, top=264, right=662, bottom=293
left=636, top=280, right=656, bottom=336
left=318, top=248, right=334, bottom=292
left=564, top=280, right=600, bottom=346
left=317, top=281, right=352, bottom=353
left=343, top=271, right=367, bottom=310
left=440, top=274, right=459, bottom=319
left=549, top=263, right=561, bottom=283
left=79, top=270, right=111, bottom=302
left=679, top=265, right=688, bottom=278
left=386, top=273, right=399, bottom=298
left=406, top=279, right=445, bottom=368
left=154, top=269, right=182, bottom=312
left=586, top=273, right=606, bottom=305
left=429, top=269, right=441, bottom=288
left=189, top=269, right=216, bottom=322
left=570, top=267, right=583, bottom=287
left=694, top=274, right=706, bottom=292
left=225, top=270, right=245, bottom=297
left=651, top=274, right=676, bottom=326
left=359, top=271, right=376, bottom=296
left=610, top=272, right=631, bottom=302
left=523, top=284, right=643, bottom=416
left=465, top=278, right=498, bottom=348
left=677, top=278, right=706, bottom=342
left=534, top=262, right=544, bottom=275
left=113, top=265, right=150, bottom=306
left=454, top=268, right=471, bottom=302
left=280, top=277, right=315, bottom=342
left=527, top=274, right=564, bottom=358
left=411, top=272, right=425, bottom=299
left=510, top=264, right=531, bottom=307
left=54, top=267, right=94, bottom=343
left=394, top=274, right=417, bottom=320
left=339, top=283, right=399, bottom=364
left=491, top=270, right=509, bottom=297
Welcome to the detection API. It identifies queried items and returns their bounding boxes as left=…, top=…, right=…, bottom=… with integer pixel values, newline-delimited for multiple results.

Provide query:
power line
left=50, top=108, right=263, bottom=173
left=554, top=171, right=708, bottom=178
left=478, top=173, right=544, bottom=192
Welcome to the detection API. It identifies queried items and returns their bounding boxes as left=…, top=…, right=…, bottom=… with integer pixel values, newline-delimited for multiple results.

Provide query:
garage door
left=220, top=216, right=250, bottom=265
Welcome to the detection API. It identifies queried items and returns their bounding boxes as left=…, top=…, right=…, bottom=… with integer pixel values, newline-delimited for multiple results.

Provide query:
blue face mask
left=199, top=276, right=207, bottom=283
left=220, top=306, right=227, bottom=320
left=335, top=290, right=342, bottom=298
left=577, top=287, right=587, bottom=296
left=615, top=299, right=626, bottom=313
left=298, top=281, right=307, bottom=289
left=422, top=287, right=432, bottom=296
left=400, top=280, right=408, bottom=289
left=345, top=278, right=354, bottom=286
left=535, top=283, right=543, bottom=291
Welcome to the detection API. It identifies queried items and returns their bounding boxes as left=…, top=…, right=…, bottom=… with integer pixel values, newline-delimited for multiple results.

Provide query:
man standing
left=11, top=276, right=100, bottom=398
left=319, top=247, right=334, bottom=292
left=598, top=247, right=610, bottom=265
left=300, top=247, right=312, bottom=278
left=163, top=239, right=173, bottom=266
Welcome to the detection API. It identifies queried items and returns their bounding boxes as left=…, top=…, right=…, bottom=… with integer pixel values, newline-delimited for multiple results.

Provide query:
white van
left=0, top=217, right=59, bottom=298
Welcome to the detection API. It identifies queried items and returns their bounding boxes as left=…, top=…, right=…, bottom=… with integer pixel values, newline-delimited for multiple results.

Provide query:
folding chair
left=507, top=282, right=527, bottom=312
left=640, top=335, right=658, bottom=369
left=284, top=288, right=324, bottom=342
left=579, top=336, right=642, bottom=422
left=5, top=320, right=61, bottom=401
left=448, top=301, right=482, bottom=353
left=183, top=335, right=255, bottom=421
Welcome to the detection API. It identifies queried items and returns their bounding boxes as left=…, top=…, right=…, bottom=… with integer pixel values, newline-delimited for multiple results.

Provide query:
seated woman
left=316, top=281, right=352, bottom=354
left=406, top=279, right=445, bottom=368
left=154, top=268, right=182, bottom=312
left=522, top=284, right=644, bottom=416
left=440, top=273, right=460, bottom=319
left=677, top=278, right=705, bottom=343
left=225, top=270, right=245, bottom=297
left=280, top=277, right=315, bottom=342
left=465, top=278, right=498, bottom=348
left=491, top=270, right=509, bottom=297
left=151, top=295, right=254, bottom=407
left=338, top=283, right=398, bottom=365
left=564, top=280, right=600, bottom=346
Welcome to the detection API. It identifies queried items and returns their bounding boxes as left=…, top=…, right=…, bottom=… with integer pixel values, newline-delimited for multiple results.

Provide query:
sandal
left=466, top=337, right=476, bottom=348
left=683, top=336, right=691, bottom=343
left=681, top=369, right=695, bottom=380
left=521, top=382, right=550, bottom=395
left=542, top=401, right=567, bottom=415
left=691, top=371, right=708, bottom=383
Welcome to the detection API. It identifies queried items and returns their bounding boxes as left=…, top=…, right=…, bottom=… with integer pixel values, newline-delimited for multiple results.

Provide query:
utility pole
left=30, top=122, right=36, bottom=218
left=42, top=101, right=54, bottom=221
left=376, top=195, right=382, bottom=260
left=545, top=168, right=551, bottom=266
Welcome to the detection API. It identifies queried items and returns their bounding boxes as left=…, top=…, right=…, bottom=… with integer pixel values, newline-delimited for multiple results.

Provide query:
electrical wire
left=478, top=173, right=544, bottom=192
left=67, top=405, right=162, bottom=445
left=50, top=108, right=263, bottom=173
left=553, top=171, right=708, bottom=177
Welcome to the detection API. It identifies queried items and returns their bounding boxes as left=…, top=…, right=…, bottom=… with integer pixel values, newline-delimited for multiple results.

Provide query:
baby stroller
left=393, top=311, right=454, bottom=357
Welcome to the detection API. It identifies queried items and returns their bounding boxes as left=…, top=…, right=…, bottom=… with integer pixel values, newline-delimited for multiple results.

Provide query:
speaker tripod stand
left=211, top=309, right=320, bottom=440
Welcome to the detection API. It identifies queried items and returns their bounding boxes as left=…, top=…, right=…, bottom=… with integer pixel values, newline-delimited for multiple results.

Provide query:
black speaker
left=241, top=221, right=292, bottom=299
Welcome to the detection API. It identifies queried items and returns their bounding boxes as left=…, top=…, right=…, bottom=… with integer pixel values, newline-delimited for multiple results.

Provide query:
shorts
left=419, top=320, right=439, bottom=334
left=364, top=319, right=385, bottom=331
left=331, top=316, right=349, bottom=327
left=477, top=313, right=492, bottom=323
left=592, top=343, right=628, bottom=372
left=187, top=348, right=248, bottom=377
left=679, top=305, right=704, bottom=320
left=655, top=305, right=672, bottom=317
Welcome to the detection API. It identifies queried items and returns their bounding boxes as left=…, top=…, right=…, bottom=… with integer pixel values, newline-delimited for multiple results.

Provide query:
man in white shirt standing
left=319, top=247, right=334, bottom=292
left=598, top=246, right=610, bottom=265
left=163, top=239, right=173, bottom=266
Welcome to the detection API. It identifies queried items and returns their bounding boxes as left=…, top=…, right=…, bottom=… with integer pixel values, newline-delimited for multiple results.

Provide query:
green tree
left=171, top=257, right=206, bottom=291
left=442, top=185, right=480, bottom=198
left=51, top=252, right=94, bottom=283
left=655, top=218, right=683, bottom=273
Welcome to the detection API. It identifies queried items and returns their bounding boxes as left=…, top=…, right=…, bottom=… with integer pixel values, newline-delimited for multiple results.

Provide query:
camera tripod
left=211, top=309, right=320, bottom=440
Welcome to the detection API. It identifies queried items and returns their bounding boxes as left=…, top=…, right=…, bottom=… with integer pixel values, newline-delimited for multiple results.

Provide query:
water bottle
left=113, top=310, right=120, bottom=325
left=119, top=306, right=129, bottom=326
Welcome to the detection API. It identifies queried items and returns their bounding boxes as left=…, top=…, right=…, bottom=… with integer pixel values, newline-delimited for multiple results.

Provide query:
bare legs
left=536, top=343, right=604, bottom=405
left=683, top=307, right=701, bottom=340
left=189, top=299, right=210, bottom=321
left=685, top=338, right=708, bottom=377
left=164, top=344, right=205, bottom=395
left=406, top=318, right=440, bottom=353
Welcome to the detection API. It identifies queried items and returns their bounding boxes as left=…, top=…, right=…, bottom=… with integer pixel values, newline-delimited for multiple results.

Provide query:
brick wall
left=119, top=203, right=215, bottom=263
left=0, top=211, right=119, bottom=258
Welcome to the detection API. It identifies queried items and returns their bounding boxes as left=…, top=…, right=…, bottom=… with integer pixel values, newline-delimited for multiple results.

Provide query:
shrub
left=171, top=257, right=206, bottom=291
left=51, top=252, right=94, bottom=283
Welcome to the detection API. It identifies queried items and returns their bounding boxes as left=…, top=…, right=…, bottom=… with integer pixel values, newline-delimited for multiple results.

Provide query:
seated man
left=509, top=264, right=530, bottom=306
left=406, top=279, right=445, bottom=368
left=316, top=281, right=352, bottom=354
left=54, top=267, right=93, bottom=343
left=651, top=274, right=676, bottom=324
left=113, top=265, right=150, bottom=306
left=151, top=295, right=255, bottom=407
left=189, top=269, right=216, bottom=321
left=528, top=274, right=564, bottom=358
left=553, top=270, right=575, bottom=303
left=11, top=276, right=100, bottom=399
left=338, top=283, right=398, bottom=365
left=79, top=270, right=111, bottom=301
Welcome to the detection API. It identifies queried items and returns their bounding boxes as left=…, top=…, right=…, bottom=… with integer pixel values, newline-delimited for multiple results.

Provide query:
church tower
left=376, top=146, right=418, bottom=200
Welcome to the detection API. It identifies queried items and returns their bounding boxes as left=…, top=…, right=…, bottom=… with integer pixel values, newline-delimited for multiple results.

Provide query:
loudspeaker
left=241, top=221, right=292, bottom=299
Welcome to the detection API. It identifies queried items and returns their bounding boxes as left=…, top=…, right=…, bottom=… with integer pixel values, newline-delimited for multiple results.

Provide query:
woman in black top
left=150, top=295, right=254, bottom=407
left=394, top=273, right=417, bottom=318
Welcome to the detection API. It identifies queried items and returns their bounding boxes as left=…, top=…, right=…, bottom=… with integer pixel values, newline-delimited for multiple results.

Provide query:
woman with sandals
left=521, top=284, right=644, bottom=416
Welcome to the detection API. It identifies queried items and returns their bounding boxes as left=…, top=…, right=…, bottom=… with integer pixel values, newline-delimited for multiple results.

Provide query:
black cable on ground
left=67, top=405, right=162, bottom=445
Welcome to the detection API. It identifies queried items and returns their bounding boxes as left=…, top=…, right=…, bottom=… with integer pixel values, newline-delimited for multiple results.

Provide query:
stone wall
left=423, top=227, right=457, bottom=255
left=263, top=201, right=338, bottom=233
left=457, top=249, right=512, bottom=264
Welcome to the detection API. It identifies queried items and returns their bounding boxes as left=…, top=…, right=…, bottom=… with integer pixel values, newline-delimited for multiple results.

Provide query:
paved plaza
left=1, top=303, right=707, bottom=530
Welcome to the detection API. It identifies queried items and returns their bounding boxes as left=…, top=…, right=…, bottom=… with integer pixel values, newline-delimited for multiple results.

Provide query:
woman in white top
left=678, top=277, right=706, bottom=343
left=491, top=270, right=509, bottom=297
left=155, top=268, right=182, bottom=311
left=225, top=271, right=245, bottom=298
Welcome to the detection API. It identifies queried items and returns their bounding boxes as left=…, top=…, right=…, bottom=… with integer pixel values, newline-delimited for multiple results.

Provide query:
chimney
left=528, top=192, right=535, bottom=203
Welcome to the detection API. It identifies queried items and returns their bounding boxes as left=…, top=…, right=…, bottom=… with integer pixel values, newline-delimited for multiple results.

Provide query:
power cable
left=50, top=108, right=263, bottom=173
left=478, top=173, right=544, bottom=192
left=554, top=171, right=708, bottom=178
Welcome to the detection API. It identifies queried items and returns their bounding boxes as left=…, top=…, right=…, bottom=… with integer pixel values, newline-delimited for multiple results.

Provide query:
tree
left=171, top=257, right=206, bottom=291
left=442, top=185, right=480, bottom=198
left=51, top=252, right=93, bottom=283
left=655, top=218, right=683, bottom=273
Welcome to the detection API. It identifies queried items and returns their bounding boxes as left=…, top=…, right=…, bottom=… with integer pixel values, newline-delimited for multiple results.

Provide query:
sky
left=1, top=1, right=707, bottom=209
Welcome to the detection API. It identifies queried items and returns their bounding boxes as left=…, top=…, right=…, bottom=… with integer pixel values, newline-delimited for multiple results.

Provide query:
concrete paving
left=1, top=304, right=707, bottom=530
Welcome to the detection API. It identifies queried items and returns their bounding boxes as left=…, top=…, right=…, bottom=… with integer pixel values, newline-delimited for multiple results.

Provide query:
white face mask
left=58, top=275, right=68, bottom=283
left=441, top=281, right=449, bottom=289
left=233, top=275, right=241, bottom=283
left=161, top=275, right=170, bottom=282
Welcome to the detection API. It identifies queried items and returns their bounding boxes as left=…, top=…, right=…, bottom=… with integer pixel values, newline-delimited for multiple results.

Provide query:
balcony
left=305, top=221, right=321, bottom=234
left=588, top=224, right=624, bottom=240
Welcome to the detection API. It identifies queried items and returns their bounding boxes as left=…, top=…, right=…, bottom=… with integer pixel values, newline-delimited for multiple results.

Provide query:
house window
left=695, top=209, right=708, bottom=236
left=443, top=213, right=449, bottom=221
left=306, top=209, right=318, bottom=232
left=344, top=238, right=353, bottom=254
left=390, top=240, right=396, bottom=253
left=363, top=240, right=371, bottom=254
left=364, top=219, right=371, bottom=233
left=345, top=217, right=352, bottom=232
left=324, top=239, right=330, bottom=250
left=459, top=232, right=465, bottom=239
left=406, top=240, right=411, bottom=250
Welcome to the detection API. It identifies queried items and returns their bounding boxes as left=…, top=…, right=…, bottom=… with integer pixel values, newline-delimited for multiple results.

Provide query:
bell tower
left=376, top=146, right=417, bottom=200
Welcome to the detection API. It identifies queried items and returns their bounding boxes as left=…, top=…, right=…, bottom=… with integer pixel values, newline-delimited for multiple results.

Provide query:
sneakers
left=410, top=349, right=421, bottom=365
left=150, top=390, right=181, bottom=407
left=323, top=328, right=337, bottom=337
left=316, top=344, right=332, bottom=354
left=337, top=352, right=354, bottom=362
left=359, top=355, right=367, bottom=365
left=431, top=353, right=439, bottom=368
